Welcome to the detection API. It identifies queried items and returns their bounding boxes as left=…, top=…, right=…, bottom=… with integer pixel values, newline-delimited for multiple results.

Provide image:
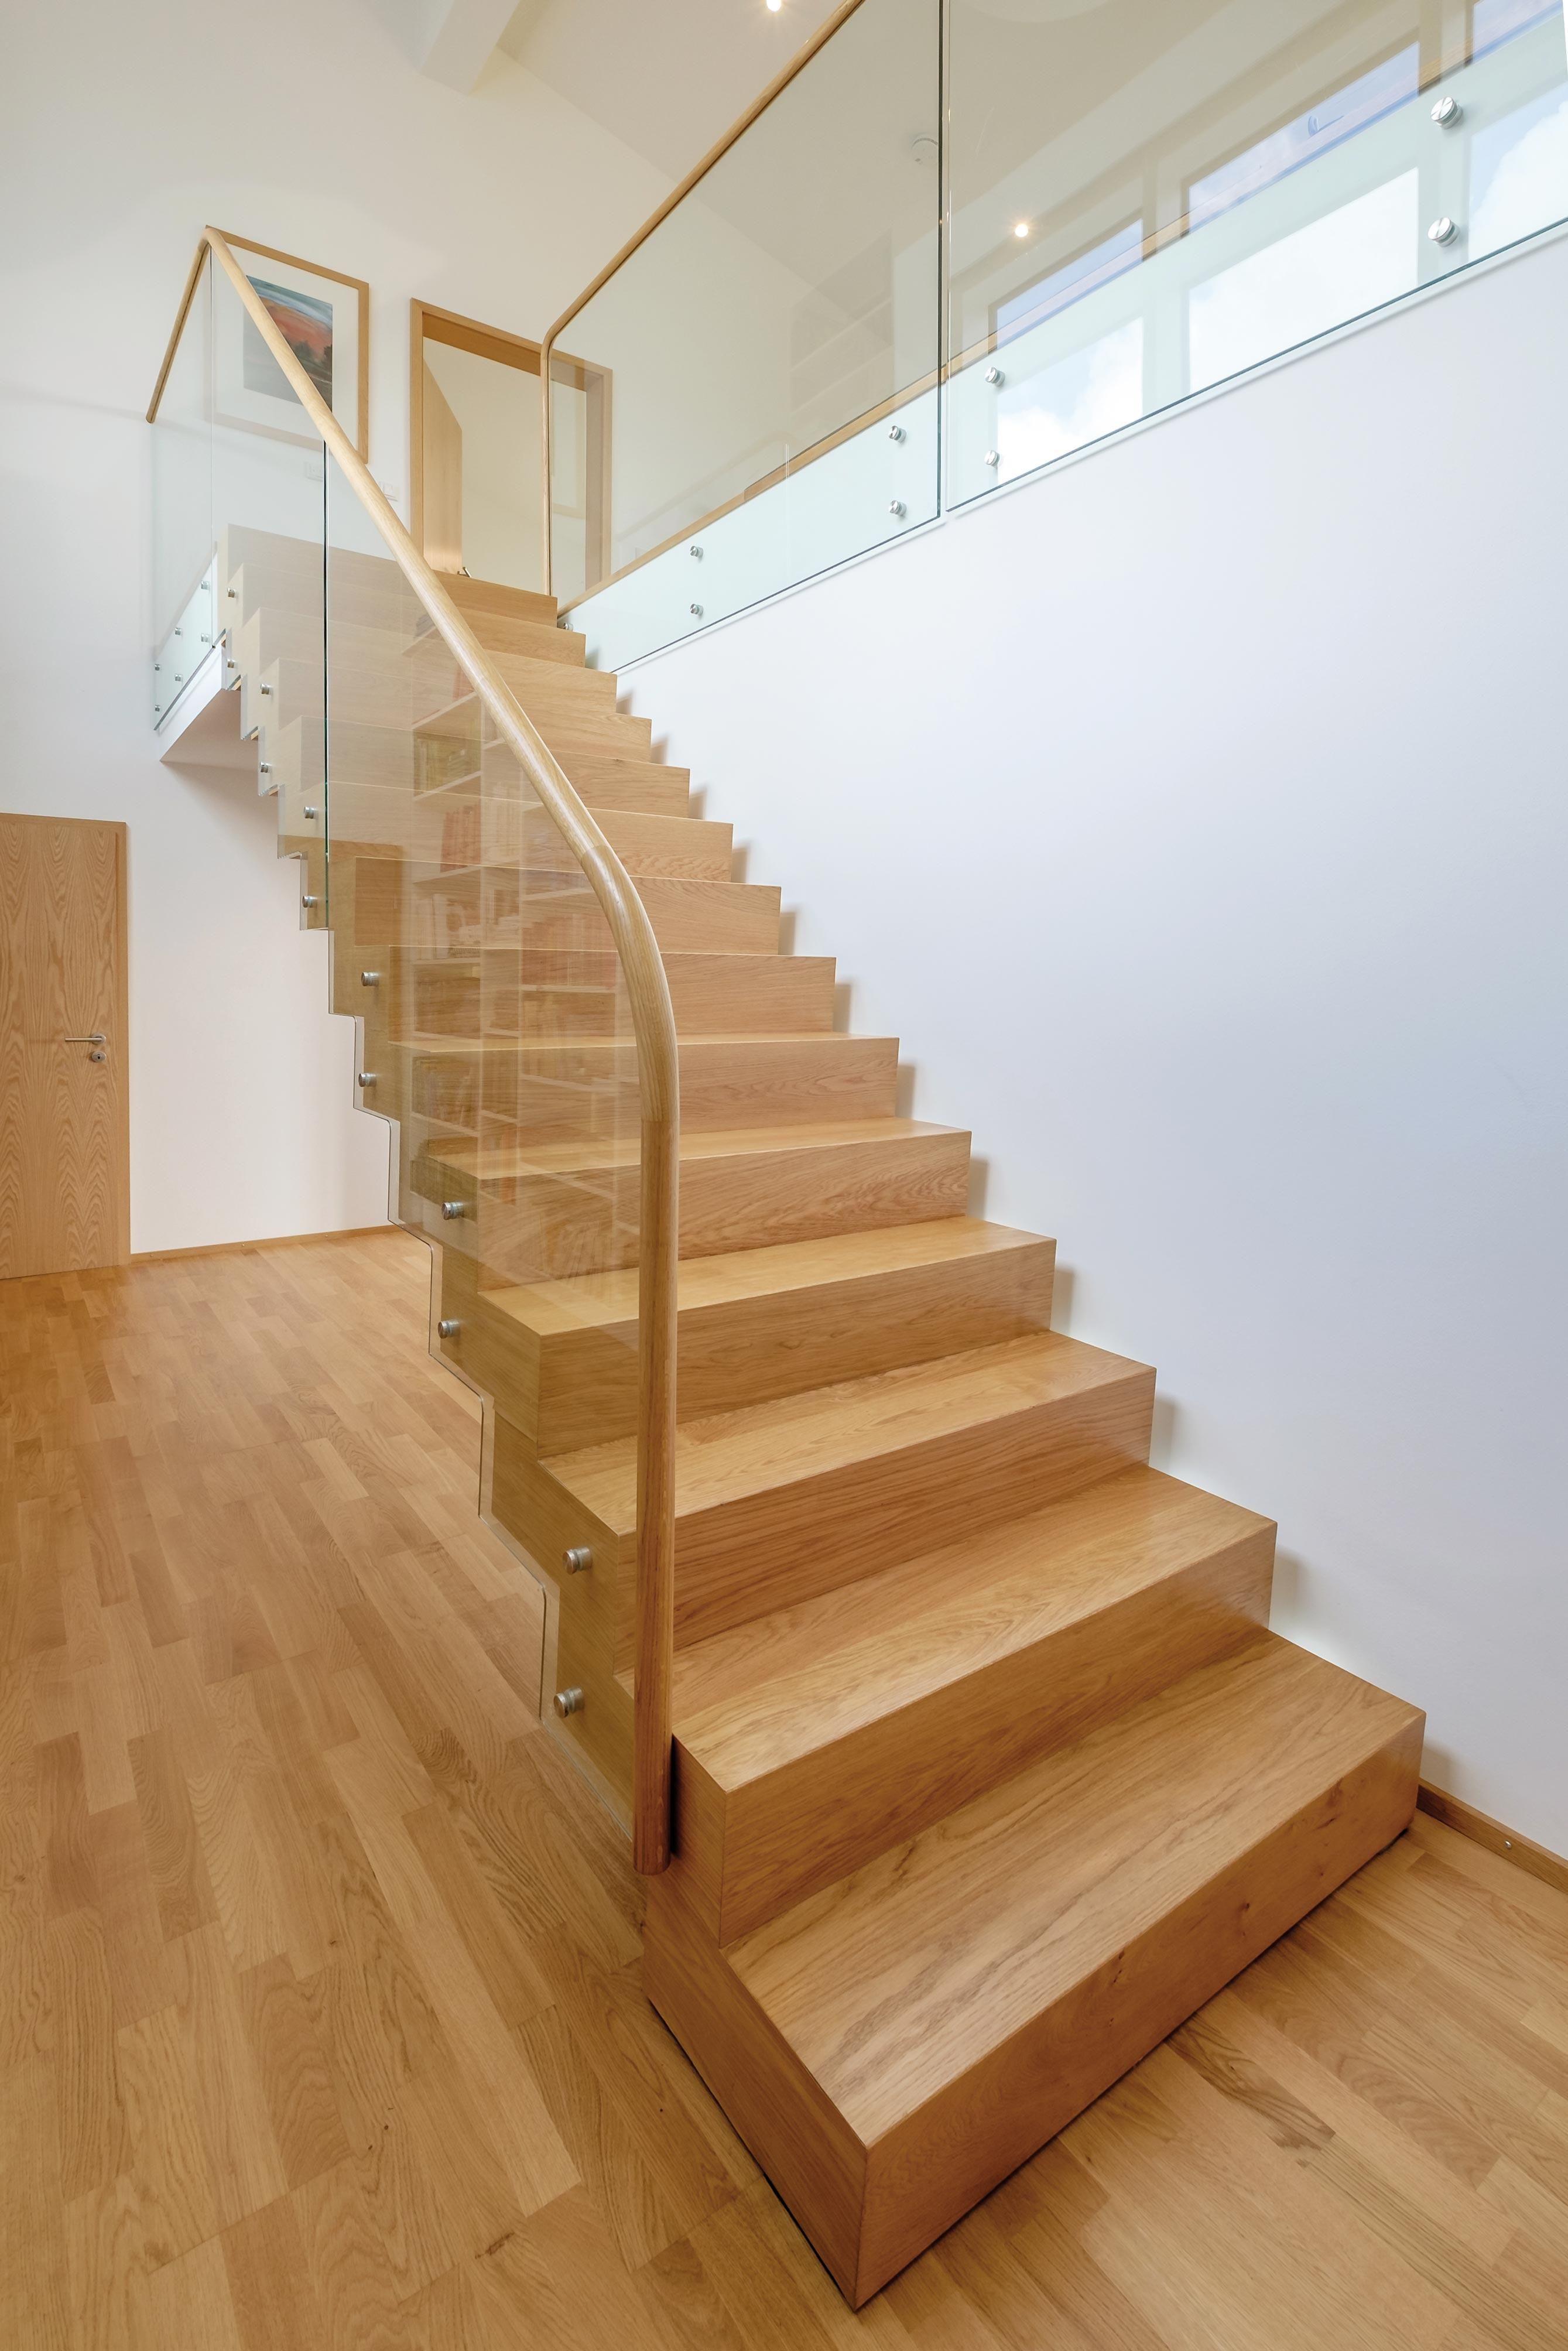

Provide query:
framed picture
left=212, top=232, right=370, bottom=457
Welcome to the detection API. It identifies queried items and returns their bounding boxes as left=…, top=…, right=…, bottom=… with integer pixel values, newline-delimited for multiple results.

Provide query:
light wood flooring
left=3, top=1227, right=1566, bottom=2349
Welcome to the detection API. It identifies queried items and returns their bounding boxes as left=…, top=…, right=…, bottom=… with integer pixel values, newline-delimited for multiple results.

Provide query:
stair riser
left=665, top=956, right=836, bottom=1034
left=405, top=1038, right=898, bottom=1136
left=409, top=654, right=618, bottom=729
left=410, top=641, right=613, bottom=715
left=672, top=1131, right=973, bottom=1262
left=648, top=1365, right=1156, bottom=1656
left=680, top=1521, right=1274, bottom=1941
left=467, top=616, right=587, bottom=664
left=412, top=1129, right=971, bottom=1281
left=324, top=707, right=653, bottom=790
left=551, top=757, right=690, bottom=816
left=371, top=960, right=834, bottom=1043
left=316, top=655, right=608, bottom=733
left=488, top=884, right=779, bottom=960
left=538, top=707, right=652, bottom=762
left=362, top=804, right=731, bottom=882
left=330, top=765, right=690, bottom=825
left=462, top=957, right=837, bottom=1040
left=340, top=855, right=778, bottom=960
left=471, top=1233, right=1055, bottom=1455
left=518, top=815, right=733, bottom=883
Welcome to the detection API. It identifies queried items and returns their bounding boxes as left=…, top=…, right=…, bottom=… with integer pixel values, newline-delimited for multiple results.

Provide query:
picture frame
left=212, top=232, right=370, bottom=458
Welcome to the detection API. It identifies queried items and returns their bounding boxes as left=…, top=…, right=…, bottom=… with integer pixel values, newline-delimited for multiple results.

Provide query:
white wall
left=0, top=0, right=663, bottom=1253
left=422, top=338, right=543, bottom=591
left=624, top=235, right=1568, bottom=1855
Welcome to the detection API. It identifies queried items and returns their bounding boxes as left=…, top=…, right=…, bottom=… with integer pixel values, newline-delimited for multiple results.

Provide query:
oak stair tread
left=544, top=1329, right=1148, bottom=1532
left=482, top=1214, right=1042, bottom=1339
left=667, top=1462, right=1271, bottom=1779
left=422, top=1115, right=967, bottom=1185
left=398, top=1030, right=879, bottom=1058
left=726, top=1631, right=1422, bottom=2141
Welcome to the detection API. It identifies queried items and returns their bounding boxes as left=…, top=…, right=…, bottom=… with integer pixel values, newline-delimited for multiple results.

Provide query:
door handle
left=60, top=1033, right=106, bottom=1044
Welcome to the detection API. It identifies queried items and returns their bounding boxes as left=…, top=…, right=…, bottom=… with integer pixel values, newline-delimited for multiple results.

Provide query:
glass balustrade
left=547, top=0, right=1567, bottom=659
left=946, top=0, right=1568, bottom=507
left=547, top=0, right=944, bottom=667
left=150, top=251, right=328, bottom=929
left=153, top=242, right=664, bottom=1823
left=324, top=460, right=646, bottom=1819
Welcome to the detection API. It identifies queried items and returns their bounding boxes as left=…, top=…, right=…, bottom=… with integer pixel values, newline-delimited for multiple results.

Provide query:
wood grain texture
left=672, top=1464, right=1276, bottom=1938
left=717, top=1635, right=1423, bottom=2301
left=546, top=1330, right=1156, bottom=1655
left=419, top=1119, right=973, bottom=1276
left=194, top=233, right=683, bottom=1891
left=466, top=1217, right=1054, bottom=1452
left=407, top=1031, right=898, bottom=1137
left=0, top=813, right=128, bottom=1278
left=4, top=1233, right=1567, bottom=2345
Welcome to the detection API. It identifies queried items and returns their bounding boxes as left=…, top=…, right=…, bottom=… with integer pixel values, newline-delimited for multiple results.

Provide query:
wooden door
left=0, top=814, right=129, bottom=1278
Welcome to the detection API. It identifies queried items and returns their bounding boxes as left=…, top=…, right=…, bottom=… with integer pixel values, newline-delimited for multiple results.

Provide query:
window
left=994, top=221, right=1143, bottom=348
left=1471, top=0, right=1563, bottom=63
left=1187, top=46, right=1421, bottom=234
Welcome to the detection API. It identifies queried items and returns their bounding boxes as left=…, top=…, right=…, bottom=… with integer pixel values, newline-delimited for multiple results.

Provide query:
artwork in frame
left=213, top=233, right=370, bottom=457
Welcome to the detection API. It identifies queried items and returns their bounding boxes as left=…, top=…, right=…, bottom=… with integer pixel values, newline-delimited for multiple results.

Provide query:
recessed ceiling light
left=766, top=1, right=782, bottom=12
left=1013, top=220, right=1029, bottom=238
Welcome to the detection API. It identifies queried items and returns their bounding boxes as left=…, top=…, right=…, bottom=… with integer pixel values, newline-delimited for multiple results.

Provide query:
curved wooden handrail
left=536, top=0, right=871, bottom=597
left=148, top=228, right=680, bottom=1875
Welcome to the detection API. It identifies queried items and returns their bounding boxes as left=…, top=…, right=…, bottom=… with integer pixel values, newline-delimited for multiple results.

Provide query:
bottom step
left=645, top=1631, right=1422, bottom=2305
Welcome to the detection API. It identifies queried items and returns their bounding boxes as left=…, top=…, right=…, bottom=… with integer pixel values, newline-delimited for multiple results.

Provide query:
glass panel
left=326, top=457, right=643, bottom=1818
left=947, top=0, right=1568, bottom=508
left=205, top=261, right=329, bottom=926
left=151, top=254, right=214, bottom=728
left=550, top=0, right=943, bottom=667
left=152, top=254, right=329, bottom=925
left=419, top=335, right=543, bottom=590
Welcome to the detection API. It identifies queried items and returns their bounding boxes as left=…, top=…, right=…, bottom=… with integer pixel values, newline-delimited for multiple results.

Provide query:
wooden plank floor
left=3, top=1228, right=1566, bottom=2350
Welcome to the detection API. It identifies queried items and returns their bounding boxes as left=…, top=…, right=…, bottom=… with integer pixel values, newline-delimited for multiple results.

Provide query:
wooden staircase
left=235, top=543, right=1424, bottom=2306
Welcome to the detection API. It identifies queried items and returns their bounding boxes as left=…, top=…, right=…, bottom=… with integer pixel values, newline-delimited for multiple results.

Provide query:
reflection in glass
left=1188, top=174, right=1419, bottom=394
left=1186, top=47, right=1420, bottom=234
left=995, top=223, right=1142, bottom=348
left=1470, top=80, right=1568, bottom=254
left=550, top=0, right=941, bottom=668
left=947, top=0, right=1568, bottom=511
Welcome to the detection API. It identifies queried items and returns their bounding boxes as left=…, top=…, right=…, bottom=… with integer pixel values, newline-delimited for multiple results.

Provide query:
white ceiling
left=497, top=0, right=845, bottom=182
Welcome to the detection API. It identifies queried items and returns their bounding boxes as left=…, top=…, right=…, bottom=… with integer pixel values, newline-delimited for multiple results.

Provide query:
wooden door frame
left=410, top=300, right=542, bottom=572
left=1, top=811, right=129, bottom=1274
left=409, top=299, right=611, bottom=591
left=545, top=341, right=612, bottom=600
